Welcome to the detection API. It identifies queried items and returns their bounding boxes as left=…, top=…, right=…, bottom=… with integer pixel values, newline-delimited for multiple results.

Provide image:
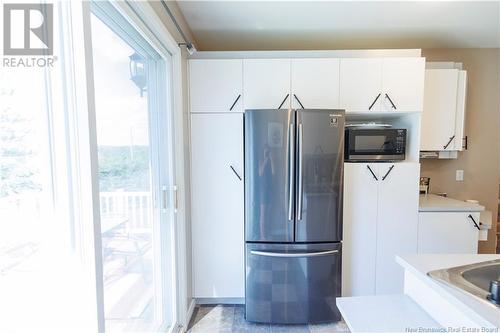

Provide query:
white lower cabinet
left=418, top=212, right=480, bottom=254
left=190, top=113, right=244, bottom=298
left=343, top=162, right=419, bottom=296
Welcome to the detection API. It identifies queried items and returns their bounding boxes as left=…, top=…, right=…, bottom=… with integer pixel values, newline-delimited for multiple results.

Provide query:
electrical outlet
left=456, top=170, right=464, bottom=181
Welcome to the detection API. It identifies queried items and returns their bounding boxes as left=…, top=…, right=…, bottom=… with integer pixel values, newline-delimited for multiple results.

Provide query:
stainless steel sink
left=428, top=259, right=500, bottom=308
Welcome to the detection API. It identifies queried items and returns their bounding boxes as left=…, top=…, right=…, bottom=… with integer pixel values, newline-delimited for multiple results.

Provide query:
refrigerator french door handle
left=297, top=123, right=303, bottom=221
left=288, top=123, right=295, bottom=221
left=250, top=250, right=339, bottom=258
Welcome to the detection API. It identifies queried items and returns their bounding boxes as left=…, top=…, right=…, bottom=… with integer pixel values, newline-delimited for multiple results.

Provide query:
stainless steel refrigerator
left=245, top=109, right=345, bottom=324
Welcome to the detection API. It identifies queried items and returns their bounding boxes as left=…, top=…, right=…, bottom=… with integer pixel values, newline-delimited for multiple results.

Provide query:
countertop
left=396, top=254, right=500, bottom=328
left=337, top=294, right=440, bottom=333
left=419, top=194, right=485, bottom=212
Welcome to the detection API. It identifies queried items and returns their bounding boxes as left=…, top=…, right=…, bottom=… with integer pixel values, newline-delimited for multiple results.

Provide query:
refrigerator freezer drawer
left=245, top=242, right=342, bottom=324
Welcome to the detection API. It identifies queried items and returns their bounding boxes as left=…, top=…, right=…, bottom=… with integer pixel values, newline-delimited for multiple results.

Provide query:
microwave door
left=346, top=129, right=405, bottom=161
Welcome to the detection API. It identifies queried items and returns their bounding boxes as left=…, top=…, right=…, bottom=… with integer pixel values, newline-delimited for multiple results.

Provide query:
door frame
left=82, top=1, right=189, bottom=331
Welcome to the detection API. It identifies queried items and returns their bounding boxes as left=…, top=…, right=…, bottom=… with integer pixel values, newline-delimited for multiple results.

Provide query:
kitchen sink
left=428, top=259, right=500, bottom=307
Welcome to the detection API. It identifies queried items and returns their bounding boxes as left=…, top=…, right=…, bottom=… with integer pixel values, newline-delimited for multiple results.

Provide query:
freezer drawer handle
left=229, top=94, right=241, bottom=111
left=229, top=165, right=242, bottom=181
left=277, top=94, right=290, bottom=109
left=250, top=250, right=339, bottom=258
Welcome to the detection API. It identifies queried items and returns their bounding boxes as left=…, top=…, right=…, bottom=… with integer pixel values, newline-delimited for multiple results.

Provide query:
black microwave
left=345, top=128, right=407, bottom=162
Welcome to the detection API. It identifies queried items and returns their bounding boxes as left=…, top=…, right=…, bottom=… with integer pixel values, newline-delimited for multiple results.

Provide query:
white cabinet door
left=189, top=59, right=243, bottom=113
left=339, top=58, right=383, bottom=112
left=190, top=113, right=244, bottom=298
left=342, top=163, right=379, bottom=296
left=291, top=58, right=340, bottom=109
left=243, top=59, right=291, bottom=110
left=418, top=212, right=479, bottom=254
left=420, top=69, right=459, bottom=151
left=452, top=70, right=467, bottom=151
left=381, top=58, right=425, bottom=112
left=376, top=163, right=419, bottom=294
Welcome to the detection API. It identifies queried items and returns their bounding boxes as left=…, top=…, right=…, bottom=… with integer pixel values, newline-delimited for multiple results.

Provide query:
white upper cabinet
left=291, top=58, right=340, bottom=109
left=243, top=59, right=291, bottom=110
left=189, top=59, right=243, bottom=112
left=381, top=58, right=425, bottom=112
left=339, top=57, right=425, bottom=113
left=420, top=66, right=467, bottom=152
left=376, top=163, right=419, bottom=294
left=339, top=58, right=383, bottom=112
left=420, top=69, right=458, bottom=151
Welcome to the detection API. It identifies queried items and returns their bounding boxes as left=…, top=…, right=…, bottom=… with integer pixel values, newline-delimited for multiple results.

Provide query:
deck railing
left=99, top=191, right=152, bottom=232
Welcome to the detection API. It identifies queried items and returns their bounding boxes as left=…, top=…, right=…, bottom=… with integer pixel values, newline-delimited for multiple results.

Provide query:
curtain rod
left=159, top=0, right=196, bottom=54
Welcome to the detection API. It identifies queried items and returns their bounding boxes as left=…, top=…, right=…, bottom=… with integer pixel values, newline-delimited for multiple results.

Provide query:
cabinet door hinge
left=462, top=136, right=468, bottom=150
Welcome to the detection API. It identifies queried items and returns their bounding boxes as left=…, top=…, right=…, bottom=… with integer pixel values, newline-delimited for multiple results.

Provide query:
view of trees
left=0, top=76, right=41, bottom=198
left=98, top=146, right=150, bottom=192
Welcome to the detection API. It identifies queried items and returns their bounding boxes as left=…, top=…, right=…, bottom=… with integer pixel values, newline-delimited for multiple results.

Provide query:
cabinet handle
left=467, top=214, right=481, bottom=230
left=368, top=93, right=381, bottom=110
left=366, top=165, right=378, bottom=181
left=229, top=165, right=242, bottom=181
left=277, top=94, right=290, bottom=109
left=384, top=93, right=397, bottom=110
left=293, top=94, right=305, bottom=109
left=381, top=165, right=395, bottom=181
left=443, top=135, right=455, bottom=149
left=229, top=94, right=241, bottom=111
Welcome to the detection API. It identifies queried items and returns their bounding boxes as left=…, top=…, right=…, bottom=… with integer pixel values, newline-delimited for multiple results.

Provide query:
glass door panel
left=90, top=12, right=172, bottom=332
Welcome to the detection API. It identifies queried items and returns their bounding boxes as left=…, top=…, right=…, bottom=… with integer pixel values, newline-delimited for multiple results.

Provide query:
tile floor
left=187, top=305, right=350, bottom=333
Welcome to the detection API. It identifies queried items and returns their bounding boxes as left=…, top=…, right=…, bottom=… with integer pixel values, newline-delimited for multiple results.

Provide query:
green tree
left=0, top=74, right=41, bottom=198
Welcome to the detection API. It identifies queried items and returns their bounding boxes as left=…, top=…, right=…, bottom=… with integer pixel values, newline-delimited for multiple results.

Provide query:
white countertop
left=419, top=194, right=485, bottom=212
left=397, top=254, right=500, bottom=327
left=337, top=294, right=440, bottom=333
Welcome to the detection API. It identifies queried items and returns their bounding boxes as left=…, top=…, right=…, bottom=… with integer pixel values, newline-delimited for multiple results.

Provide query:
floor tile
left=188, top=305, right=235, bottom=333
left=188, top=305, right=351, bottom=333
left=309, top=321, right=350, bottom=333
left=270, top=324, right=311, bottom=333
left=232, top=306, right=271, bottom=333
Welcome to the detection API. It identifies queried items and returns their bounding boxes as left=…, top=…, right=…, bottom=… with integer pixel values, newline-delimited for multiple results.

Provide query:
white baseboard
left=183, top=298, right=196, bottom=331
left=195, top=297, right=245, bottom=305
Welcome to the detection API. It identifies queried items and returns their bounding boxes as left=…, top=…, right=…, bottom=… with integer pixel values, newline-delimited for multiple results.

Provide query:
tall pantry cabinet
left=189, top=60, right=245, bottom=298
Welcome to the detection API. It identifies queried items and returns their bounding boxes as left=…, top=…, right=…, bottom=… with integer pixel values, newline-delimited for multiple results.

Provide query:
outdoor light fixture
left=129, top=52, right=146, bottom=97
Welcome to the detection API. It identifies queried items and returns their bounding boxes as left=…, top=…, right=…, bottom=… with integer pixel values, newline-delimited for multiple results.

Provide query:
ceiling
left=175, top=1, right=500, bottom=51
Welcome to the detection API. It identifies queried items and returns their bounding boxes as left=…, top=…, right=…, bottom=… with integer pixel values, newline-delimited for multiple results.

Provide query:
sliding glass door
left=90, top=4, right=175, bottom=332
